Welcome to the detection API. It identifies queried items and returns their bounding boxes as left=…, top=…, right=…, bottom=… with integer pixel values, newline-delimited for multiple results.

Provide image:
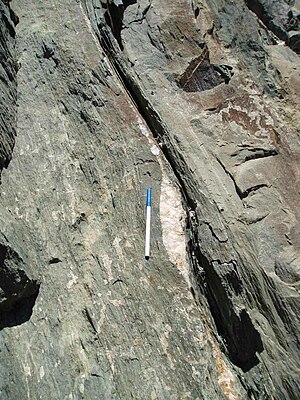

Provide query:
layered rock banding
left=0, top=0, right=299, bottom=399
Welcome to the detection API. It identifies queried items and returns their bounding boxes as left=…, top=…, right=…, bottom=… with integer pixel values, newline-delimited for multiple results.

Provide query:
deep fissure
left=88, top=6, right=264, bottom=372
left=101, top=0, right=137, bottom=50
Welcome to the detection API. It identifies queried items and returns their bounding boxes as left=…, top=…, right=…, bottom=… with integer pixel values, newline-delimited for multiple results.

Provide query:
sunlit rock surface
left=0, top=0, right=299, bottom=399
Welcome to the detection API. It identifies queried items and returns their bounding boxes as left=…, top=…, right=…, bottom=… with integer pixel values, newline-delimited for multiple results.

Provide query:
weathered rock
left=0, top=0, right=299, bottom=399
left=0, top=0, right=18, bottom=173
left=84, top=0, right=300, bottom=397
left=245, top=0, right=300, bottom=54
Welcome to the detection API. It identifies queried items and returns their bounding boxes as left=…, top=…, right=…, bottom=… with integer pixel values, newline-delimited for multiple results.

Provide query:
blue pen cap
left=146, top=188, right=152, bottom=206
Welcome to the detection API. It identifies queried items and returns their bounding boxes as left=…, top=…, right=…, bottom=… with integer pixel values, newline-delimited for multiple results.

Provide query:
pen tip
left=145, top=256, right=150, bottom=260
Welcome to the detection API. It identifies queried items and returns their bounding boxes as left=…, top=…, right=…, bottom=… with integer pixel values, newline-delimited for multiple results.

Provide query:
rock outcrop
left=0, top=0, right=18, bottom=172
left=0, top=0, right=299, bottom=399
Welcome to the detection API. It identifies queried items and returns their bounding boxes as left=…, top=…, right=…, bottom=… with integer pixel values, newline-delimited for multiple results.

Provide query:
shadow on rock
left=0, top=243, right=40, bottom=330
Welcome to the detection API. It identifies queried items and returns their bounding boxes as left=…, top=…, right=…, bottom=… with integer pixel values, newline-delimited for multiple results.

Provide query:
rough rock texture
left=0, top=0, right=18, bottom=172
left=245, top=0, right=300, bottom=53
left=0, top=0, right=40, bottom=331
left=0, top=0, right=299, bottom=399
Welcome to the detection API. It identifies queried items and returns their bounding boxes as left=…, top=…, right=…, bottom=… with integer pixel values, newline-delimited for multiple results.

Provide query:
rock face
left=0, top=0, right=39, bottom=329
left=0, top=0, right=18, bottom=172
left=0, top=0, right=299, bottom=399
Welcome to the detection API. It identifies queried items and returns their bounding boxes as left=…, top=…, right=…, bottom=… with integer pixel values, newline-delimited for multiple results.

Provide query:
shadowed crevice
left=0, top=289, right=40, bottom=330
left=0, top=243, right=40, bottom=330
left=187, top=220, right=264, bottom=372
left=101, top=0, right=137, bottom=50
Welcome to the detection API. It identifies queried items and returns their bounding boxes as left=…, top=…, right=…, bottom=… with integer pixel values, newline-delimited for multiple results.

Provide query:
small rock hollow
left=178, top=47, right=233, bottom=92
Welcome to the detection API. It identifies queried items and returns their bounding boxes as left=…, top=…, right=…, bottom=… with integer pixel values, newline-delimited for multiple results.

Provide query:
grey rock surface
left=0, top=0, right=39, bottom=341
left=0, top=0, right=300, bottom=399
left=0, top=0, right=18, bottom=172
left=245, top=0, right=300, bottom=53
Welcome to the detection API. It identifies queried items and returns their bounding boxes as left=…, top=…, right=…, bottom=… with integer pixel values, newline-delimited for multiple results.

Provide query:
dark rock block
left=178, top=46, right=231, bottom=92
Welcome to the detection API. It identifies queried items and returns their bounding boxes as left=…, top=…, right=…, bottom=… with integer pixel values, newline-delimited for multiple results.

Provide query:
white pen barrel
left=145, top=188, right=152, bottom=260
left=145, top=206, right=151, bottom=259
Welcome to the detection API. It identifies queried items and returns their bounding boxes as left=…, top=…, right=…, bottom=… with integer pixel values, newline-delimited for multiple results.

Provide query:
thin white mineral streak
left=136, top=115, right=190, bottom=284
left=159, top=173, right=190, bottom=285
